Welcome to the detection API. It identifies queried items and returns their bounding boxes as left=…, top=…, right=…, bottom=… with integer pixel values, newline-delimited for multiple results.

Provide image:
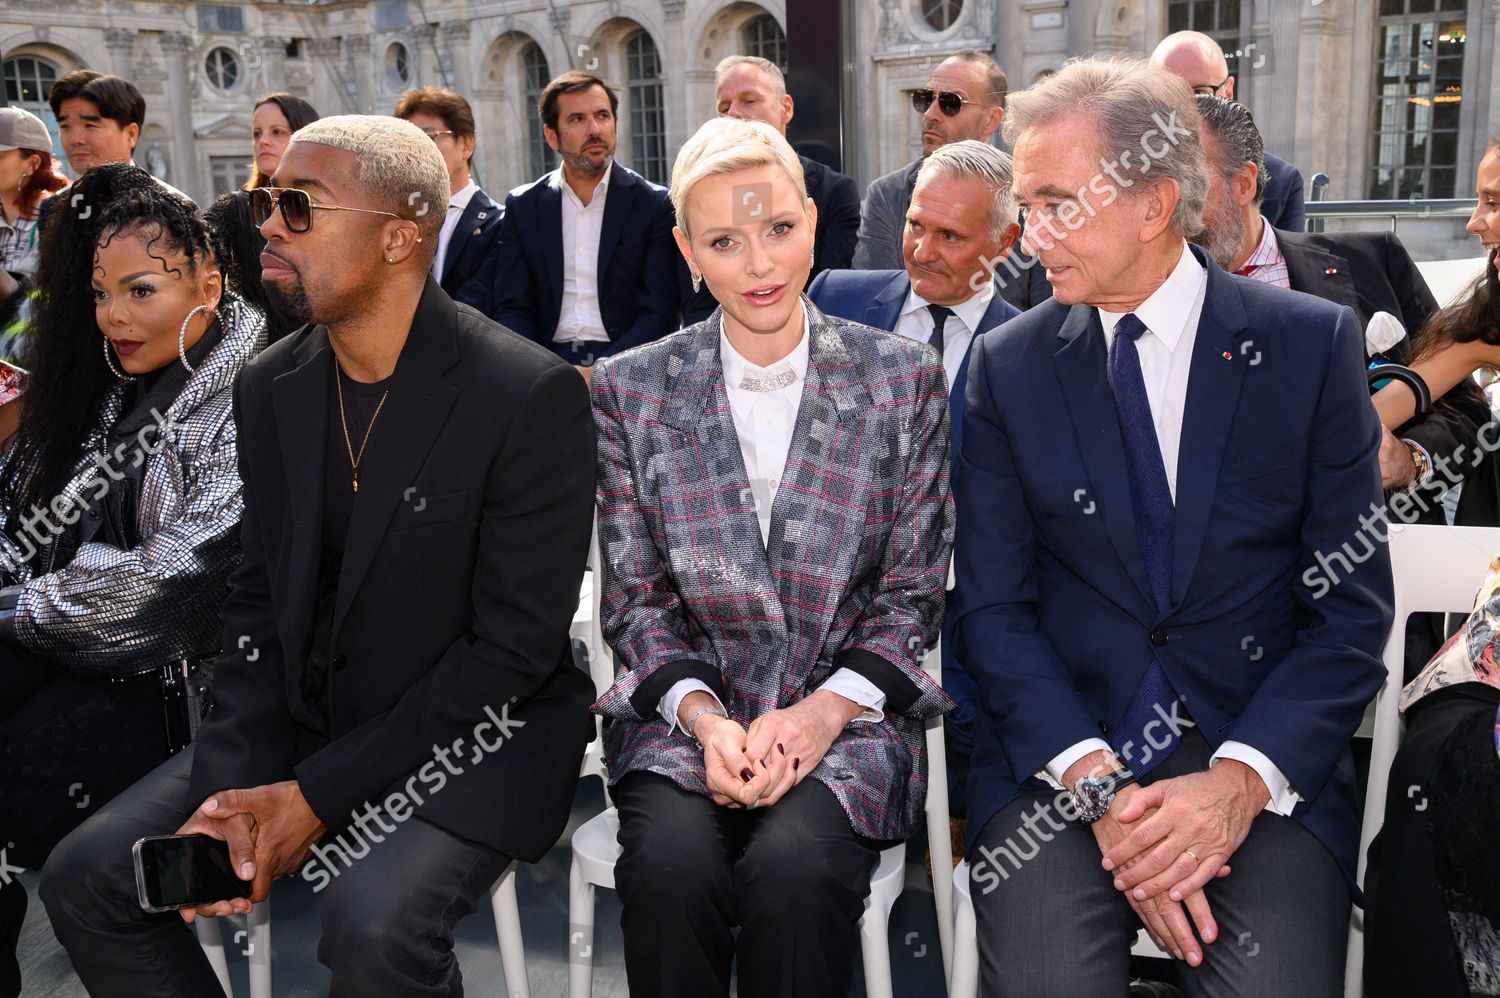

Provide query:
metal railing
left=1305, top=173, right=1473, bottom=233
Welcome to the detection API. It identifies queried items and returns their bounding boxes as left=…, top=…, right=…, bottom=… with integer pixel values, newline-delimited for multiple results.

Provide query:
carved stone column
left=158, top=32, right=199, bottom=198
left=104, top=28, right=136, bottom=77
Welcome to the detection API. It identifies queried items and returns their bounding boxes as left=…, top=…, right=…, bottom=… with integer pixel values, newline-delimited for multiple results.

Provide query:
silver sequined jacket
left=0, top=300, right=265, bottom=676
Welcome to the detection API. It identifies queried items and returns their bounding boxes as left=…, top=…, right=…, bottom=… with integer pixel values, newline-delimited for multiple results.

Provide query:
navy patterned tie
left=1106, top=313, right=1183, bottom=774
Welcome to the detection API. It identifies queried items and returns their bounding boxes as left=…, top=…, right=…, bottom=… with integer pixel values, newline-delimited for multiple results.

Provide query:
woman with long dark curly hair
left=0, top=163, right=264, bottom=995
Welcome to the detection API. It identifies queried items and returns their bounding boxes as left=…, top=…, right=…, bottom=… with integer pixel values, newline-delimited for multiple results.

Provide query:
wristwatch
left=1069, top=766, right=1137, bottom=823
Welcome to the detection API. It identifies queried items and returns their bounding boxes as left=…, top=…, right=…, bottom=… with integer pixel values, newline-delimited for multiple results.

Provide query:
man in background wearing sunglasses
left=42, top=114, right=597, bottom=996
left=1150, top=30, right=1306, bottom=233
left=852, top=50, right=1050, bottom=312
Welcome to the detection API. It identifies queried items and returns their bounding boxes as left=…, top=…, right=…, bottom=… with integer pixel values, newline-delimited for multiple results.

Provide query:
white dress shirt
left=552, top=162, right=611, bottom=344
left=892, top=279, right=996, bottom=390
left=430, top=180, right=479, bottom=282
left=657, top=312, right=887, bottom=734
left=1042, top=241, right=1300, bottom=816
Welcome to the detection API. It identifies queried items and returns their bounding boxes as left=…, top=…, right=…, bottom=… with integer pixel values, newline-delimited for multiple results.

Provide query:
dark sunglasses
left=911, top=88, right=985, bottom=117
left=250, top=186, right=408, bottom=234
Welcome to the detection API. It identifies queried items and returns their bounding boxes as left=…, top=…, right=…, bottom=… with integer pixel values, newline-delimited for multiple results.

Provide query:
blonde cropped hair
left=669, top=117, right=806, bottom=234
left=287, top=114, right=450, bottom=245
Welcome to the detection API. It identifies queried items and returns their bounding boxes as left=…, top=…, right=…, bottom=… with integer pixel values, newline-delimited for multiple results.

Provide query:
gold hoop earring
left=101, top=336, right=136, bottom=381
left=177, top=304, right=210, bottom=374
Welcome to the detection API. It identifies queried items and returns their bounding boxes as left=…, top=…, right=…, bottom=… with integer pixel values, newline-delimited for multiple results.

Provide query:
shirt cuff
left=658, top=679, right=721, bottom=735
left=1211, top=741, right=1300, bottom=816
left=1039, top=738, right=1113, bottom=790
left=816, top=668, right=887, bottom=725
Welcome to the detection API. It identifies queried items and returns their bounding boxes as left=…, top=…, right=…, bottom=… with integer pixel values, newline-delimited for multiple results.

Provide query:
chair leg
left=246, top=899, right=271, bottom=998
left=194, top=915, right=233, bottom=997
left=859, top=909, right=896, bottom=998
left=949, top=876, right=978, bottom=998
left=567, top=856, right=597, bottom=998
left=490, top=863, right=531, bottom=998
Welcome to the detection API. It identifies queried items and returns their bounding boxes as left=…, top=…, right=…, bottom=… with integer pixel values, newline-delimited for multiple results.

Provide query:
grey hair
left=1194, top=94, right=1266, bottom=204
left=914, top=140, right=1017, bottom=240
left=715, top=55, right=786, bottom=100
left=286, top=114, right=450, bottom=246
left=1003, top=56, right=1207, bottom=237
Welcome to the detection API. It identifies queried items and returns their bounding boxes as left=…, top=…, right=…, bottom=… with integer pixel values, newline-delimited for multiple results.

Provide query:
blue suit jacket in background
left=439, top=187, right=502, bottom=299
left=460, top=163, right=679, bottom=360
left=1261, top=151, right=1306, bottom=233
left=807, top=266, right=1020, bottom=814
left=952, top=244, right=1392, bottom=885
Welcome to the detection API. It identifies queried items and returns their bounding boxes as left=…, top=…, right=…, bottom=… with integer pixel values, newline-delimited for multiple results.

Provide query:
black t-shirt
left=304, top=363, right=392, bottom=721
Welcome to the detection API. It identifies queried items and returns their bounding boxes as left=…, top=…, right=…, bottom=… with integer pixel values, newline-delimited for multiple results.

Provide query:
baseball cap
left=0, top=107, right=54, bottom=153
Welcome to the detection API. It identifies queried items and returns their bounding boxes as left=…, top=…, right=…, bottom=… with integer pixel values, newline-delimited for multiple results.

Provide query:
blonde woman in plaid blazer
left=590, top=117, right=954, bottom=998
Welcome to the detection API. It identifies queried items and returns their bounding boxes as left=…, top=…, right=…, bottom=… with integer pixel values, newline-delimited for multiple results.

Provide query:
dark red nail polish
left=778, top=743, right=785, bottom=754
left=793, top=758, right=800, bottom=771
left=740, top=767, right=753, bottom=782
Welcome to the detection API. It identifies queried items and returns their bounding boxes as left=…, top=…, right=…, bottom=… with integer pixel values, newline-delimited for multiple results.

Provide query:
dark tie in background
left=927, top=304, right=954, bottom=355
left=1106, top=312, right=1184, bottom=775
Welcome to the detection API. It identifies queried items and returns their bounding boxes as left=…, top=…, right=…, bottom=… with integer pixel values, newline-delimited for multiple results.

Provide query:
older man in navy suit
left=460, top=71, right=679, bottom=379
left=810, top=140, right=1019, bottom=818
left=955, top=59, right=1391, bottom=995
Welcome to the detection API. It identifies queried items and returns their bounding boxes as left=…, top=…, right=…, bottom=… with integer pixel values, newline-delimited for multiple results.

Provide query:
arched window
left=3, top=56, right=62, bottom=160
left=921, top=0, right=964, bottom=32
left=521, top=42, right=552, bottom=179
left=386, top=42, right=411, bottom=89
left=742, top=13, right=786, bottom=71
left=625, top=30, right=666, bottom=185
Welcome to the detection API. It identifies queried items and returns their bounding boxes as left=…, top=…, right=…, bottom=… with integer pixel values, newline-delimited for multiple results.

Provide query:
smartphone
left=133, top=833, right=252, bottom=913
left=0, top=360, right=26, bottom=407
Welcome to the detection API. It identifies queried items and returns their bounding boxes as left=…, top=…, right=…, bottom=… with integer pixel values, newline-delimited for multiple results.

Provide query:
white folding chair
left=193, top=862, right=531, bottom=998
left=577, top=514, right=613, bottom=786
left=1344, top=523, right=1500, bottom=997
left=566, top=642, right=949, bottom=998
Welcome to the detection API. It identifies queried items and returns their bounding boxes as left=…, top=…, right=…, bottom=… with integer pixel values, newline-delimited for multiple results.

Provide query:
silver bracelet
left=683, top=703, right=728, bottom=748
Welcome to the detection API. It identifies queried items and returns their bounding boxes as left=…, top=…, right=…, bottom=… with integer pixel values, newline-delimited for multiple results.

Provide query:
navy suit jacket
left=439, top=187, right=502, bottom=299
left=1261, top=151, right=1306, bottom=233
left=807, top=267, right=1019, bottom=813
left=464, top=163, right=679, bottom=360
left=952, top=244, right=1393, bottom=884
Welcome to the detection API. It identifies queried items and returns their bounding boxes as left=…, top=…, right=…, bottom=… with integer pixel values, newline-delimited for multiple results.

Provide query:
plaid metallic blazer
left=591, top=299, right=955, bottom=841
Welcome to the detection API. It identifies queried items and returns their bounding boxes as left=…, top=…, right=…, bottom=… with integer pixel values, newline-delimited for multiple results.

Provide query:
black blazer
left=802, top=155, right=860, bottom=276
left=438, top=187, right=503, bottom=298
left=188, top=279, right=597, bottom=861
left=1277, top=228, right=1490, bottom=527
left=460, top=163, right=679, bottom=360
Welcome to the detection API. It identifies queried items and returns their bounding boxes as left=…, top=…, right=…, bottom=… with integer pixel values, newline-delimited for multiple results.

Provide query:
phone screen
left=134, top=834, right=251, bottom=911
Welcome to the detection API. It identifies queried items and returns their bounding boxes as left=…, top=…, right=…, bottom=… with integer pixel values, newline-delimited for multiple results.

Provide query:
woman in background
left=245, top=92, right=319, bottom=190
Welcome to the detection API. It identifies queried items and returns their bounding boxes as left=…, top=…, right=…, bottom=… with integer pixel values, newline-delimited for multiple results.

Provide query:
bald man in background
left=1150, top=30, right=1306, bottom=233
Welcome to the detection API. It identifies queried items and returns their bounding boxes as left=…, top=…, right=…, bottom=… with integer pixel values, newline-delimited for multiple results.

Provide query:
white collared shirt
left=1043, top=241, right=1300, bottom=816
left=892, top=279, right=996, bottom=389
left=657, top=310, right=886, bottom=735
left=551, top=161, right=612, bottom=344
left=431, top=180, right=480, bottom=282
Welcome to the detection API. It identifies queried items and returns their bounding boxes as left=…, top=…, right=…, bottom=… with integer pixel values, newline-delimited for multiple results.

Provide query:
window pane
left=626, top=31, right=666, bottom=185
left=521, top=42, right=552, bottom=179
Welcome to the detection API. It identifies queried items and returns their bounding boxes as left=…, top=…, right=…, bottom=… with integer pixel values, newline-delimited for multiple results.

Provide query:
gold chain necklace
left=333, top=356, right=389, bottom=493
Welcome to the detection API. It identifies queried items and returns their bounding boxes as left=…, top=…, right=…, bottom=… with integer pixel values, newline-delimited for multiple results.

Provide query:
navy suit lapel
left=439, top=191, right=493, bottom=285
left=1052, top=305, right=1158, bottom=613
left=866, top=272, right=908, bottom=332
left=597, top=165, right=631, bottom=285
left=1170, top=256, right=1252, bottom=607
left=538, top=182, right=564, bottom=308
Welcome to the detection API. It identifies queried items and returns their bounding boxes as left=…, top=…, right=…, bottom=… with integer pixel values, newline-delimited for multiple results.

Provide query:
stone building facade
left=3, top=0, right=1495, bottom=256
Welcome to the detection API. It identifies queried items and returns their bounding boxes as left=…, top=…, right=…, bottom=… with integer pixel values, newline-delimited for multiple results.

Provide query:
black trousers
left=971, top=728, right=1350, bottom=997
left=40, top=745, right=513, bottom=998
left=1365, top=683, right=1500, bottom=998
left=612, top=771, right=882, bottom=998
left=0, top=640, right=169, bottom=998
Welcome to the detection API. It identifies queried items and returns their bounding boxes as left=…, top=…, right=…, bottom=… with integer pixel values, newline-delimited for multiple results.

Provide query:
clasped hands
left=1069, top=752, right=1268, bottom=967
left=173, top=780, right=326, bottom=923
left=681, top=690, right=864, bottom=809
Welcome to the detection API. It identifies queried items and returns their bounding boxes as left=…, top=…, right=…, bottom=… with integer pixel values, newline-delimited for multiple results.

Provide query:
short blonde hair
left=669, top=117, right=806, bottom=234
left=287, top=114, right=450, bottom=244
